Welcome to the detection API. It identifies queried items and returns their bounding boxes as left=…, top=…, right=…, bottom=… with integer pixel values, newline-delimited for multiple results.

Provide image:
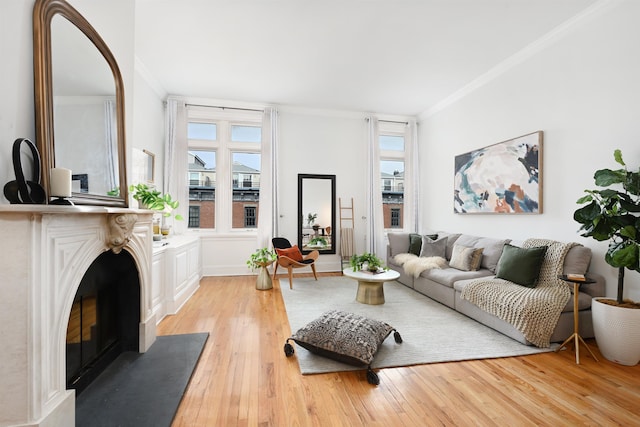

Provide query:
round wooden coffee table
left=343, top=267, right=401, bottom=305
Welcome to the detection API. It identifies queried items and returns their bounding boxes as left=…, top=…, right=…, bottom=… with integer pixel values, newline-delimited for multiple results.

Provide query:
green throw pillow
left=409, top=233, right=438, bottom=256
left=495, top=244, right=547, bottom=287
left=409, top=233, right=422, bottom=256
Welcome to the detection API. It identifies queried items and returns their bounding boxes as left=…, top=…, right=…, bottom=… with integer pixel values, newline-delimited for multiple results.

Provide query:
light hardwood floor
left=157, top=274, right=640, bottom=426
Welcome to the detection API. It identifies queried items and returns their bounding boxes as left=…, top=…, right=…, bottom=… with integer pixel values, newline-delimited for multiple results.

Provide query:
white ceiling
left=134, top=0, right=599, bottom=117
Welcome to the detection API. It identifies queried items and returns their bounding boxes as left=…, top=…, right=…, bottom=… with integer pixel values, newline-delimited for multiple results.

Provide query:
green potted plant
left=247, top=247, right=277, bottom=290
left=350, top=252, right=388, bottom=273
left=129, top=183, right=183, bottom=220
left=308, top=236, right=328, bottom=248
left=574, top=149, right=640, bottom=365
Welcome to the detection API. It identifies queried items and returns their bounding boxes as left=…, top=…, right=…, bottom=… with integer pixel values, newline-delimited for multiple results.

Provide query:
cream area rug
left=280, top=276, right=555, bottom=374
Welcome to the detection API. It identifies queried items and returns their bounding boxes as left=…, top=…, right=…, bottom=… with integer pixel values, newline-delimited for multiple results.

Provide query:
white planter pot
left=592, top=298, right=640, bottom=366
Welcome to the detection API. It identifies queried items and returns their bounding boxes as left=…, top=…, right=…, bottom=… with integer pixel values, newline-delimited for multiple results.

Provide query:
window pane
left=232, top=152, right=261, bottom=228
left=188, top=206, right=201, bottom=228
left=381, top=160, right=404, bottom=229
left=244, top=206, right=257, bottom=228
left=188, top=122, right=217, bottom=140
left=231, top=125, right=261, bottom=143
left=380, top=135, right=404, bottom=151
left=188, top=150, right=216, bottom=229
left=391, top=208, right=401, bottom=228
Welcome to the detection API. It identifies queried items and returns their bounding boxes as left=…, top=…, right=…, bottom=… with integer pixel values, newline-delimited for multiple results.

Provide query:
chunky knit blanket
left=460, top=239, right=576, bottom=348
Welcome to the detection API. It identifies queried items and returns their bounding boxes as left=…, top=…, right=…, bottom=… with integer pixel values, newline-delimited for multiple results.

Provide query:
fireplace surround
left=0, top=206, right=154, bottom=426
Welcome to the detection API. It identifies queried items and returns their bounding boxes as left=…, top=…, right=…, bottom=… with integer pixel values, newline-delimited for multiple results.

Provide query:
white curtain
left=257, top=107, right=279, bottom=249
left=104, top=99, right=117, bottom=192
left=164, top=98, right=188, bottom=234
left=366, top=116, right=385, bottom=258
left=404, top=120, right=419, bottom=233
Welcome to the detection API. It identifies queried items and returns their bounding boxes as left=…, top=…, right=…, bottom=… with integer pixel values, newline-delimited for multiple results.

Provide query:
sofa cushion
left=449, top=245, right=484, bottom=271
left=419, top=235, right=447, bottom=258
left=388, top=233, right=410, bottom=257
left=287, top=310, right=397, bottom=366
left=422, top=267, right=493, bottom=288
left=453, top=234, right=510, bottom=273
left=495, top=244, right=547, bottom=287
left=562, top=290, right=593, bottom=312
left=562, top=245, right=592, bottom=276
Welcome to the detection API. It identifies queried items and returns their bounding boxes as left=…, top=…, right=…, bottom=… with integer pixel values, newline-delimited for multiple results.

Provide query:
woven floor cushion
left=284, top=310, right=402, bottom=384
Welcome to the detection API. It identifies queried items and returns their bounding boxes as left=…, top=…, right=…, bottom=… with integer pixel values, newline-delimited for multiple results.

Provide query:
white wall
left=419, top=0, right=640, bottom=301
left=278, top=108, right=370, bottom=270
left=132, top=69, right=166, bottom=189
left=0, top=1, right=37, bottom=188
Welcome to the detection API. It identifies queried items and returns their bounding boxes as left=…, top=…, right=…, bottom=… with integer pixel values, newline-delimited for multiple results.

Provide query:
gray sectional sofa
left=386, top=231, right=606, bottom=346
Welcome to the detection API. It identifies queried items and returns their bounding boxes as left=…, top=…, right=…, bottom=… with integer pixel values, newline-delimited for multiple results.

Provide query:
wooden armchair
left=272, top=237, right=319, bottom=289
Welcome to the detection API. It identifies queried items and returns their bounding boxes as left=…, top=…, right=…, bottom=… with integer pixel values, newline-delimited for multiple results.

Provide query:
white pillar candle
left=50, top=167, right=72, bottom=198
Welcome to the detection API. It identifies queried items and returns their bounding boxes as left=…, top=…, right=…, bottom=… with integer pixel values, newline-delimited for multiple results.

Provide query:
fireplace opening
left=66, top=249, right=140, bottom=396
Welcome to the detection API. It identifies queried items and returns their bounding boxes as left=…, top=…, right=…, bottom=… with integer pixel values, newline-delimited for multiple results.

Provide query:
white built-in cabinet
left=151, top=234, right=202, bottom=322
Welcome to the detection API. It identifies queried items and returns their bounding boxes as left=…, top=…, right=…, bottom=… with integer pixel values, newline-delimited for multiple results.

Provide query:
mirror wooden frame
left=33, top=0, right=128, bottom=206
left=298, top=174, right=336, bottom=255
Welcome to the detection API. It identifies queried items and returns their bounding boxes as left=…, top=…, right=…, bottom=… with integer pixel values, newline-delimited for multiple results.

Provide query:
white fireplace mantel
left=0, top=205, right=155, bottom=427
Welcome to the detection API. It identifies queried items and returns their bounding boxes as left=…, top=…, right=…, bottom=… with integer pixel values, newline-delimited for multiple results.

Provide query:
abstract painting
left=454, top=131, right=542, bottom=214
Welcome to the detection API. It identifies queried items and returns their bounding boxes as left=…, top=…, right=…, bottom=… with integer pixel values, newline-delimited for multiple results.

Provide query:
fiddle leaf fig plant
left=574, top=149, right=640, bottom=306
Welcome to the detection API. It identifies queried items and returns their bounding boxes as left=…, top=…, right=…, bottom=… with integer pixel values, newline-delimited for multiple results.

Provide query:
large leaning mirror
left=298, top=174, right=336, bottom=255
left=33, top=0, right=128, bottom=206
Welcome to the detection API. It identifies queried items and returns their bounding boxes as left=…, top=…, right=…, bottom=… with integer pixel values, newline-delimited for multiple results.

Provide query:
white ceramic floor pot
left=592, top=298, right=640, bottom=366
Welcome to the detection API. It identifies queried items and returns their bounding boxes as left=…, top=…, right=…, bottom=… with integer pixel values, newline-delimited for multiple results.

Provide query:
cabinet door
left=174, top=249, right=189, bottom=292
left=151, top=252, right=165, bottom=316
left=187, top=241, right=201, bottom=281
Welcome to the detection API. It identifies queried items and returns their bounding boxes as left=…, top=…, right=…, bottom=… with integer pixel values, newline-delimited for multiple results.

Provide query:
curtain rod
left=186, top=103, right=263, bottom=113
left=365, top=117, right=409, bottom=125
left=380, top=119, right=408, bottom=125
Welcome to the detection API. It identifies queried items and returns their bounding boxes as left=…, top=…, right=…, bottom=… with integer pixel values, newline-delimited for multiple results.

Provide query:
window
left=188, top=122, right=217, bottom=140
left=379, top=124, right=406, bottom=230
left=231, top=152, right=261, bottom=228
left=187, top=108, right=262, bottom=232
left=390, top=208, right=401, bottom=228
left=187, top=149, right=216, bottom=228
left=188, top=206, right=200, bottom=228
left=244, top=206, right=257, bottom=228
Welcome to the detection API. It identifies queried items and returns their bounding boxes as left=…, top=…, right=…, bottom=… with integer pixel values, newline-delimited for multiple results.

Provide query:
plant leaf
left=576, top=194, right=593, bottom=204
left=613, top=149, right=624, bottom=166
left=594, top=169, right=626, bottom=187
left=607, top=241, right=639, bottom=271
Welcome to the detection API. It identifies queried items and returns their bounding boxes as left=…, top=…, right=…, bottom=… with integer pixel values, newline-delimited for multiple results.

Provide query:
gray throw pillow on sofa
left=420, top=235, right=447, bottom=258
left=388, top=233, right=410, bottom=257
left=562, top=245, right=591, bottom=275
left=495, top=244, right=547, bottom=287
